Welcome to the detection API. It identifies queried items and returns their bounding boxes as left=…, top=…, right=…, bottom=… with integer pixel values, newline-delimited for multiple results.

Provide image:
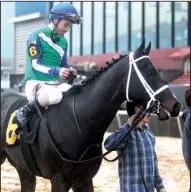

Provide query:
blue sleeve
left=27, top=34, right=60, bottom=77
left=60, top=44, right=68, bottom=68
left=104, top=125, right=130, bottom=151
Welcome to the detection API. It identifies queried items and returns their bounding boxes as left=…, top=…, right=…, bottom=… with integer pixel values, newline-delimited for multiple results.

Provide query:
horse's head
left=124, top=40, right=182, bottom=120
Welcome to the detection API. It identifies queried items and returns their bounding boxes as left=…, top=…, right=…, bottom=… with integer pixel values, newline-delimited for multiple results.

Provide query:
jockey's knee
left=37, top=86, right=63, bottom=107
left=48, top=89, right=63, bottom=105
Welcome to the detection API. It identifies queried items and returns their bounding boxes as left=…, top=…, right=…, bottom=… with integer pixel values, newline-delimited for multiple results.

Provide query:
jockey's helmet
left=49, top=3, right=82, bottom=24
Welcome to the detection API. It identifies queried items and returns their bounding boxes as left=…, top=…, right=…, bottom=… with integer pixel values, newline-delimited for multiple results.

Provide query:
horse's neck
left=77, top=57, right=129, bottom=141
left=90, top=59, right=128, bottom=106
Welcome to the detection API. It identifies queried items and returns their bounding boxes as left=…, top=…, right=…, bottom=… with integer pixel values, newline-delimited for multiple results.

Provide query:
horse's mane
left=81, top=54, right=128, bottom=86
left=66, top=53, right=128, bottom=96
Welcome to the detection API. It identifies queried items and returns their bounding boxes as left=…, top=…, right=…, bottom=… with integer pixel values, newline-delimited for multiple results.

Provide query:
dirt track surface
left=1, top=135, right=190, bottom=192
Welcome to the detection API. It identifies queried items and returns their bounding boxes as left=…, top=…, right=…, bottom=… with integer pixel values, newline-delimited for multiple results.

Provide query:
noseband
left=126, top=52, right=169, bottom=111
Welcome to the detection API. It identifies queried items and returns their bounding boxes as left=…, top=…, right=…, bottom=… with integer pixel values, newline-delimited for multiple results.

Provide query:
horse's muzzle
left=170, top=102, right=182, bottom=117
left=160, top=100, right=182, bottom=118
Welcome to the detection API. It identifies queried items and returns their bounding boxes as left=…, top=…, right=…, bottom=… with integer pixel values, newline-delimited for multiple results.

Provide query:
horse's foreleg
left=72, top=179, right=94, bottom=192
left=51, top=173, right=71, bottom=192
left=7, top=156, right=36, bottom=192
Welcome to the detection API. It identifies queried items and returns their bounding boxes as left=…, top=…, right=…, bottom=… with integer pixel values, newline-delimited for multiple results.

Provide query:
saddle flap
left=23, top=113, right=41, bottom=144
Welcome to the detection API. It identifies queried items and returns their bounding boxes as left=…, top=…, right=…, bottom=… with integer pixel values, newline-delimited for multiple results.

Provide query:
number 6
left=29, top=46, right=37, bottom=56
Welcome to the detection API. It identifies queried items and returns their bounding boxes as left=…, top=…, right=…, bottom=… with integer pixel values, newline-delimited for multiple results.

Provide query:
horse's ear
left=126, top=101, right=136, bottom=117
left=135, top=39, right=145, bottom=57
left=144, top=42, right=151, bottom=55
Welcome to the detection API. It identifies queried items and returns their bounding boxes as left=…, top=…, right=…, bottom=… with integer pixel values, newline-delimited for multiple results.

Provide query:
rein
left=34, top=92, right=160, bottom=164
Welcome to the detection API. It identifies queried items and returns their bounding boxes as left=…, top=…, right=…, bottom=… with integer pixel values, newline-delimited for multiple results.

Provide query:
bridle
left=126, top=52, right=169, bottom=112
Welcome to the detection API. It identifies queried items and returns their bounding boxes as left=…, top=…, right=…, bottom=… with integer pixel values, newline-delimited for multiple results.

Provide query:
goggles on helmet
left=50, top=12, right=83, bottom=24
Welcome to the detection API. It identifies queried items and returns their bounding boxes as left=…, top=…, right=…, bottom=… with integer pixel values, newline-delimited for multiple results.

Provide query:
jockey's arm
left=57, top=43, right=77, bottom=76
left=60, top=44, right=68, bottom=68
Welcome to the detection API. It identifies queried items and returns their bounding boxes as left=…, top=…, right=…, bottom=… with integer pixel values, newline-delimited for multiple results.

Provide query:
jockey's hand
left=69, top=67, right=77, bottom=77
left=59, top=68, right=70, bottom=79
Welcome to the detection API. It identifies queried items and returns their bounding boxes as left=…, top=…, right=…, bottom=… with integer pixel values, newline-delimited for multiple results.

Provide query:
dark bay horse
left=1, top=41, right=181, bottom=192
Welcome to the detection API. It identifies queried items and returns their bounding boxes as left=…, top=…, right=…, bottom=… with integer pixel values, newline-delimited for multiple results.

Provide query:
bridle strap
left=126, top=54, right=149, bottom=102
left=146, top=85, right=168, bottom=109
left=126, top=52, right=169, bottom=109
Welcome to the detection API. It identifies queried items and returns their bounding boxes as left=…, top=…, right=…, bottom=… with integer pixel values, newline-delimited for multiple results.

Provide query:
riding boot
left=15, top=100, right=37, bottom=128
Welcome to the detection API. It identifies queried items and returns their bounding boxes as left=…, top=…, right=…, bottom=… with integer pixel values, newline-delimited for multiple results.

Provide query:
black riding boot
left=15, top=100, right=37, bottom=127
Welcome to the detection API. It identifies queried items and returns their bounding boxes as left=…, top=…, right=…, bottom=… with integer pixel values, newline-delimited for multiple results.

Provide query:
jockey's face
left=53, top=19, right=72, bottom=35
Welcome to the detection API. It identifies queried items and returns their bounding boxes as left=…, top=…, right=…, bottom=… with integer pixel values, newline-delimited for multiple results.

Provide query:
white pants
left=25, top=80, right=72, bottom=107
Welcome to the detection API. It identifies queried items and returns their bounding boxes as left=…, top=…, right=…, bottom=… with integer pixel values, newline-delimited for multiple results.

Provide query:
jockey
left=15, top=2, right=82, bottom=128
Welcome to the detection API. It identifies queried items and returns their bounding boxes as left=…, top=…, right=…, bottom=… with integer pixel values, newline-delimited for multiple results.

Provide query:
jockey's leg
left=37, top=84, right=63, bottom=107
left=15, top=82, right=40, bottom=128
left=15, top=82, right=63, bottom=128
left=15, top=98, right=37, bottom=127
